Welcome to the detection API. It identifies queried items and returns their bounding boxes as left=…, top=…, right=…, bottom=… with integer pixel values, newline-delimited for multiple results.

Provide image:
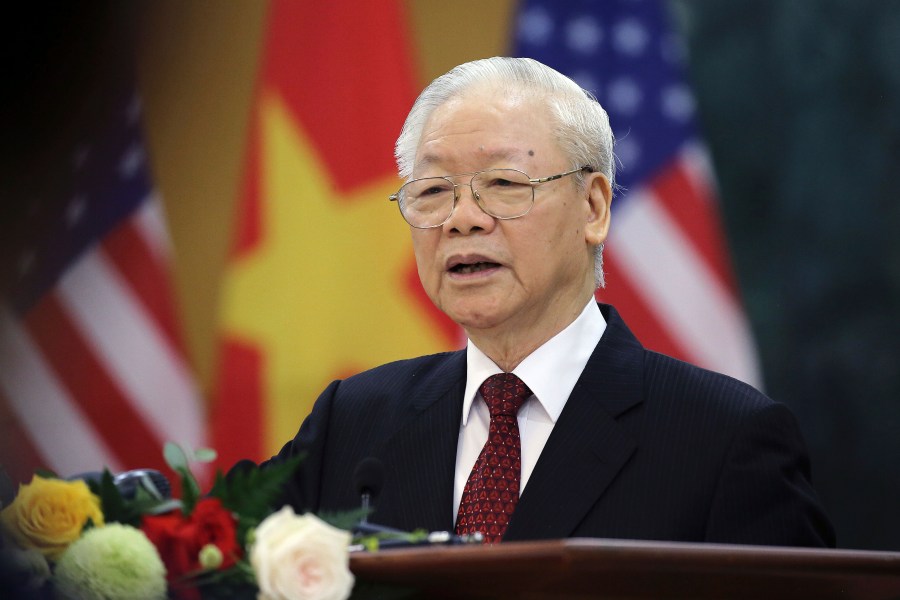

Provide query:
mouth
left=445, top=255, right=502, bottom=276
left=449, top=261, right=501, bottom=275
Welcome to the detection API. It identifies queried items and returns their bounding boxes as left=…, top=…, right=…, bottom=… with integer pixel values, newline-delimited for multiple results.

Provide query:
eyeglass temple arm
left=529, top=166, right=593, bottom=185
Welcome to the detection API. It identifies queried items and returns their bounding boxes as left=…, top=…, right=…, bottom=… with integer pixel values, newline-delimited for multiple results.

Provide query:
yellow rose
left=0, top=475, right=104, bottom=560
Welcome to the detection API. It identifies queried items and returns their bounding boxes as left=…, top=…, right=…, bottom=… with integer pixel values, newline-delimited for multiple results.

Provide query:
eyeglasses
left=388, top=166, right=591, bottom=229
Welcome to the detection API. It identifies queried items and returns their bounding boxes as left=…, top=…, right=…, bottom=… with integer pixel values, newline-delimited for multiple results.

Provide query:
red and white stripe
left=0, top=198, right=204, bottom=481
left=599, top=144, right=762, bottom=388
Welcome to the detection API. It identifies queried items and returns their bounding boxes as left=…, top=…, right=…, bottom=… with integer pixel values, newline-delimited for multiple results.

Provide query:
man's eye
left=422, top=186, right=448, bottom=196
left=486, top=177, right=528, bottom=189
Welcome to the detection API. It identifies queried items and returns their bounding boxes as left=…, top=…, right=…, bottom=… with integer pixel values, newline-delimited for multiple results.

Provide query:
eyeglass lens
left=399, top=169, right=533, bottom=227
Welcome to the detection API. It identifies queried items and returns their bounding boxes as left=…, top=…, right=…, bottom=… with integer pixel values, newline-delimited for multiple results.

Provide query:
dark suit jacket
left=265, top=304, right=835, bottom=547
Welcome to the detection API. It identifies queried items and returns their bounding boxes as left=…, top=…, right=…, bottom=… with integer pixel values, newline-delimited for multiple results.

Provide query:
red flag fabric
left=211, top=0, right=458, bottom=469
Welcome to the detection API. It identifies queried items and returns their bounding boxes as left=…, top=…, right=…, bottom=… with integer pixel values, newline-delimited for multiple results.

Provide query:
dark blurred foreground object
left=67, top=468, right=172, bottom=499
left=0, top=467, right=14, bottom=507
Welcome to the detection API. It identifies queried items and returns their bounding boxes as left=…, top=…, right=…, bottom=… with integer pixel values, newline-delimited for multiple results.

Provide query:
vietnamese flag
left=211, top=0, right=458, bottom=469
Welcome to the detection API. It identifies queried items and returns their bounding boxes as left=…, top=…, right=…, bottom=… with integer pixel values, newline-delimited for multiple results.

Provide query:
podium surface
left=350, top=538, right=900, bottom=599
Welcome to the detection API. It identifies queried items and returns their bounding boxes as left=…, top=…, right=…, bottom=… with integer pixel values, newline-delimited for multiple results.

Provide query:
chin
left=444, top=304, right=508, bottom=333
left=433, top=286, right=513, bottom=326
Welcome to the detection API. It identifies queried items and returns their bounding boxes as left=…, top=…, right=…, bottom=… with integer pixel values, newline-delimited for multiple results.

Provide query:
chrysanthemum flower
left=54, top=523, right=167, bottom=600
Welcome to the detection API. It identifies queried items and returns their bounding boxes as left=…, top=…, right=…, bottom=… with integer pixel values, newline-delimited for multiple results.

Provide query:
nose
left=442, top=183, right=495, bottom=235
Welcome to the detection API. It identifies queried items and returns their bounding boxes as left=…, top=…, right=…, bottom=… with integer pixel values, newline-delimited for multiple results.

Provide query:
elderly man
left=263, top=57, right=834, bottom=547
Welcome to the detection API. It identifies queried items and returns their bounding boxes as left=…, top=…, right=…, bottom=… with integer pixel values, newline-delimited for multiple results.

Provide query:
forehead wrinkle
left=414, top=147, right=529, bottom=175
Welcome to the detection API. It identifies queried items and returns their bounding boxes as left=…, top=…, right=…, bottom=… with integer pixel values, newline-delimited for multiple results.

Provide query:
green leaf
left=212, top=455, right=303, bottom=519
left=184, top=563, right=258, bottom=600
left=134, top=472, right=165, bottom=501
left=178, top=466, right=201, bottom=515
left=163, top=442, right=189, bottom=472
left=144, top=498, right=183, bottom=515
left=34, top=468, right=58, bottom=479
left=81, top=517, right=97, bottom=534
left=193, top=448, right=218, bottom=463
left=209, top=455, right=304, bottom=544
left=94, top=469, right=127, bottom=524
left=87, top=469, right=174, bottom=527
left=163, top=442, right=202, bottom=515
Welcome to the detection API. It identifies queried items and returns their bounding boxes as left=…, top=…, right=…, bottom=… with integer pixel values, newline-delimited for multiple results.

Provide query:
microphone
left=349, top=457, right=483, bottom=549
left=114, top=469, right=172, bottom=500
left=353, top=457, right=384, bottom=525
left=68, top=469, right=172, bottom=500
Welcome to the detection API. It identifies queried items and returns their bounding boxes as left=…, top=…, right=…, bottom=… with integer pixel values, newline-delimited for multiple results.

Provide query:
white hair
left=394, top=57, right=615, bottom=288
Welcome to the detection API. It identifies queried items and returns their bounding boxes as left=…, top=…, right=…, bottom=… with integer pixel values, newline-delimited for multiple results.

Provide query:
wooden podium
left=350, top=538, right=900, bottom=599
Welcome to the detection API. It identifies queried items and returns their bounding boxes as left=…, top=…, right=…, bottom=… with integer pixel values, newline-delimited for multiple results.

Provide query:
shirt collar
left=462, top=299, right=607, bottom=425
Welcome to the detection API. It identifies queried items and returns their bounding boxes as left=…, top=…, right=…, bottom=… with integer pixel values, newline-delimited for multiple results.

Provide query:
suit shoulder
left=344, top=350, right=462, bottom=380
left=642, top=349, right=774, bottom=414
left=334, top=350, right=464, bottom=396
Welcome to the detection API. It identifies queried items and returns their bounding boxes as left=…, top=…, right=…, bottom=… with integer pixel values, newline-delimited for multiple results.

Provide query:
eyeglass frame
left=388, top=165, right=593, bottom=229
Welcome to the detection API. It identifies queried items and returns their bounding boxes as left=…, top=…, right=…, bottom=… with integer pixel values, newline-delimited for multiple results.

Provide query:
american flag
left=0, top=90, right=205, bottom=484
left=515, top=0, right=761, bottom=386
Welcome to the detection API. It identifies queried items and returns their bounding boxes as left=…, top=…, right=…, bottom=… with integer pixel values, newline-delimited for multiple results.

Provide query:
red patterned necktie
left=455, top=372, right=532, bottom=544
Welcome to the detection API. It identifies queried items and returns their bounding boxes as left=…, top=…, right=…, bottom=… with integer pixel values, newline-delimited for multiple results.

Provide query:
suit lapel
left=504, top=305, right=644, bottom=541
left=377, top=351, right=466, bottom=533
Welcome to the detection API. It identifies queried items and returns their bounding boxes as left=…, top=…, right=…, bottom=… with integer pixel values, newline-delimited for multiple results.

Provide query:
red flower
left=141, top=497, right=242, bottom=596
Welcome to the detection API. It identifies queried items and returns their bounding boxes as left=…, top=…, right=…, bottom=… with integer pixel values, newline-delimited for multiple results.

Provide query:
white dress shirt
left=452, top=299, right=607, bottom=520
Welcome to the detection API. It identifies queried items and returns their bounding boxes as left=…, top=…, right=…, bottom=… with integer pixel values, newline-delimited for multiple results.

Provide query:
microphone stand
left=351, top=520, right=483, bottom=551
left=351, top=457, right=483, bottom=550
left=360, top=490, right=372, bottom=525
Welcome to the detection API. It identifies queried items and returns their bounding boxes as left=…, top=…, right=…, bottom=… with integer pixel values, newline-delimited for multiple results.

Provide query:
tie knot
left=479, top=373, right=531, bottom=417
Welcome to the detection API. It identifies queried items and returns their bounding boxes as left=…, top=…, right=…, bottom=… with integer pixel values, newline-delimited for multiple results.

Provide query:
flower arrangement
left=0, top=444, right=367, bottom=600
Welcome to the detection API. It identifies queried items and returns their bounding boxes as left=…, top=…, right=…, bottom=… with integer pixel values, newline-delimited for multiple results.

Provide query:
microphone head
left=114, top=469, right=172, bottom=500
left=67, top=469, right=172, bottom=500
left=353, top=457, right=384, bottom=498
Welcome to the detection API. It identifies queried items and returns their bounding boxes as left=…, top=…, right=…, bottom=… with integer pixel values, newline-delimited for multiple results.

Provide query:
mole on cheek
left=528, top=150, right=535, bottom=156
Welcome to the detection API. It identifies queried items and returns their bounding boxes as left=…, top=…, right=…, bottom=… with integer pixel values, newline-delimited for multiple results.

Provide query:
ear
left=584, top=172, right=612, bottom=246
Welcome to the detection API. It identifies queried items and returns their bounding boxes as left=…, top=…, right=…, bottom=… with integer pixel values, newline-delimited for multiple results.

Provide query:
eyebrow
left=414, top=148, right=526, bottom=172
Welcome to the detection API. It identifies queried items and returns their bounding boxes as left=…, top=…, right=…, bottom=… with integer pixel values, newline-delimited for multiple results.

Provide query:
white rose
left=251, top=506, right=354, bottom=600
